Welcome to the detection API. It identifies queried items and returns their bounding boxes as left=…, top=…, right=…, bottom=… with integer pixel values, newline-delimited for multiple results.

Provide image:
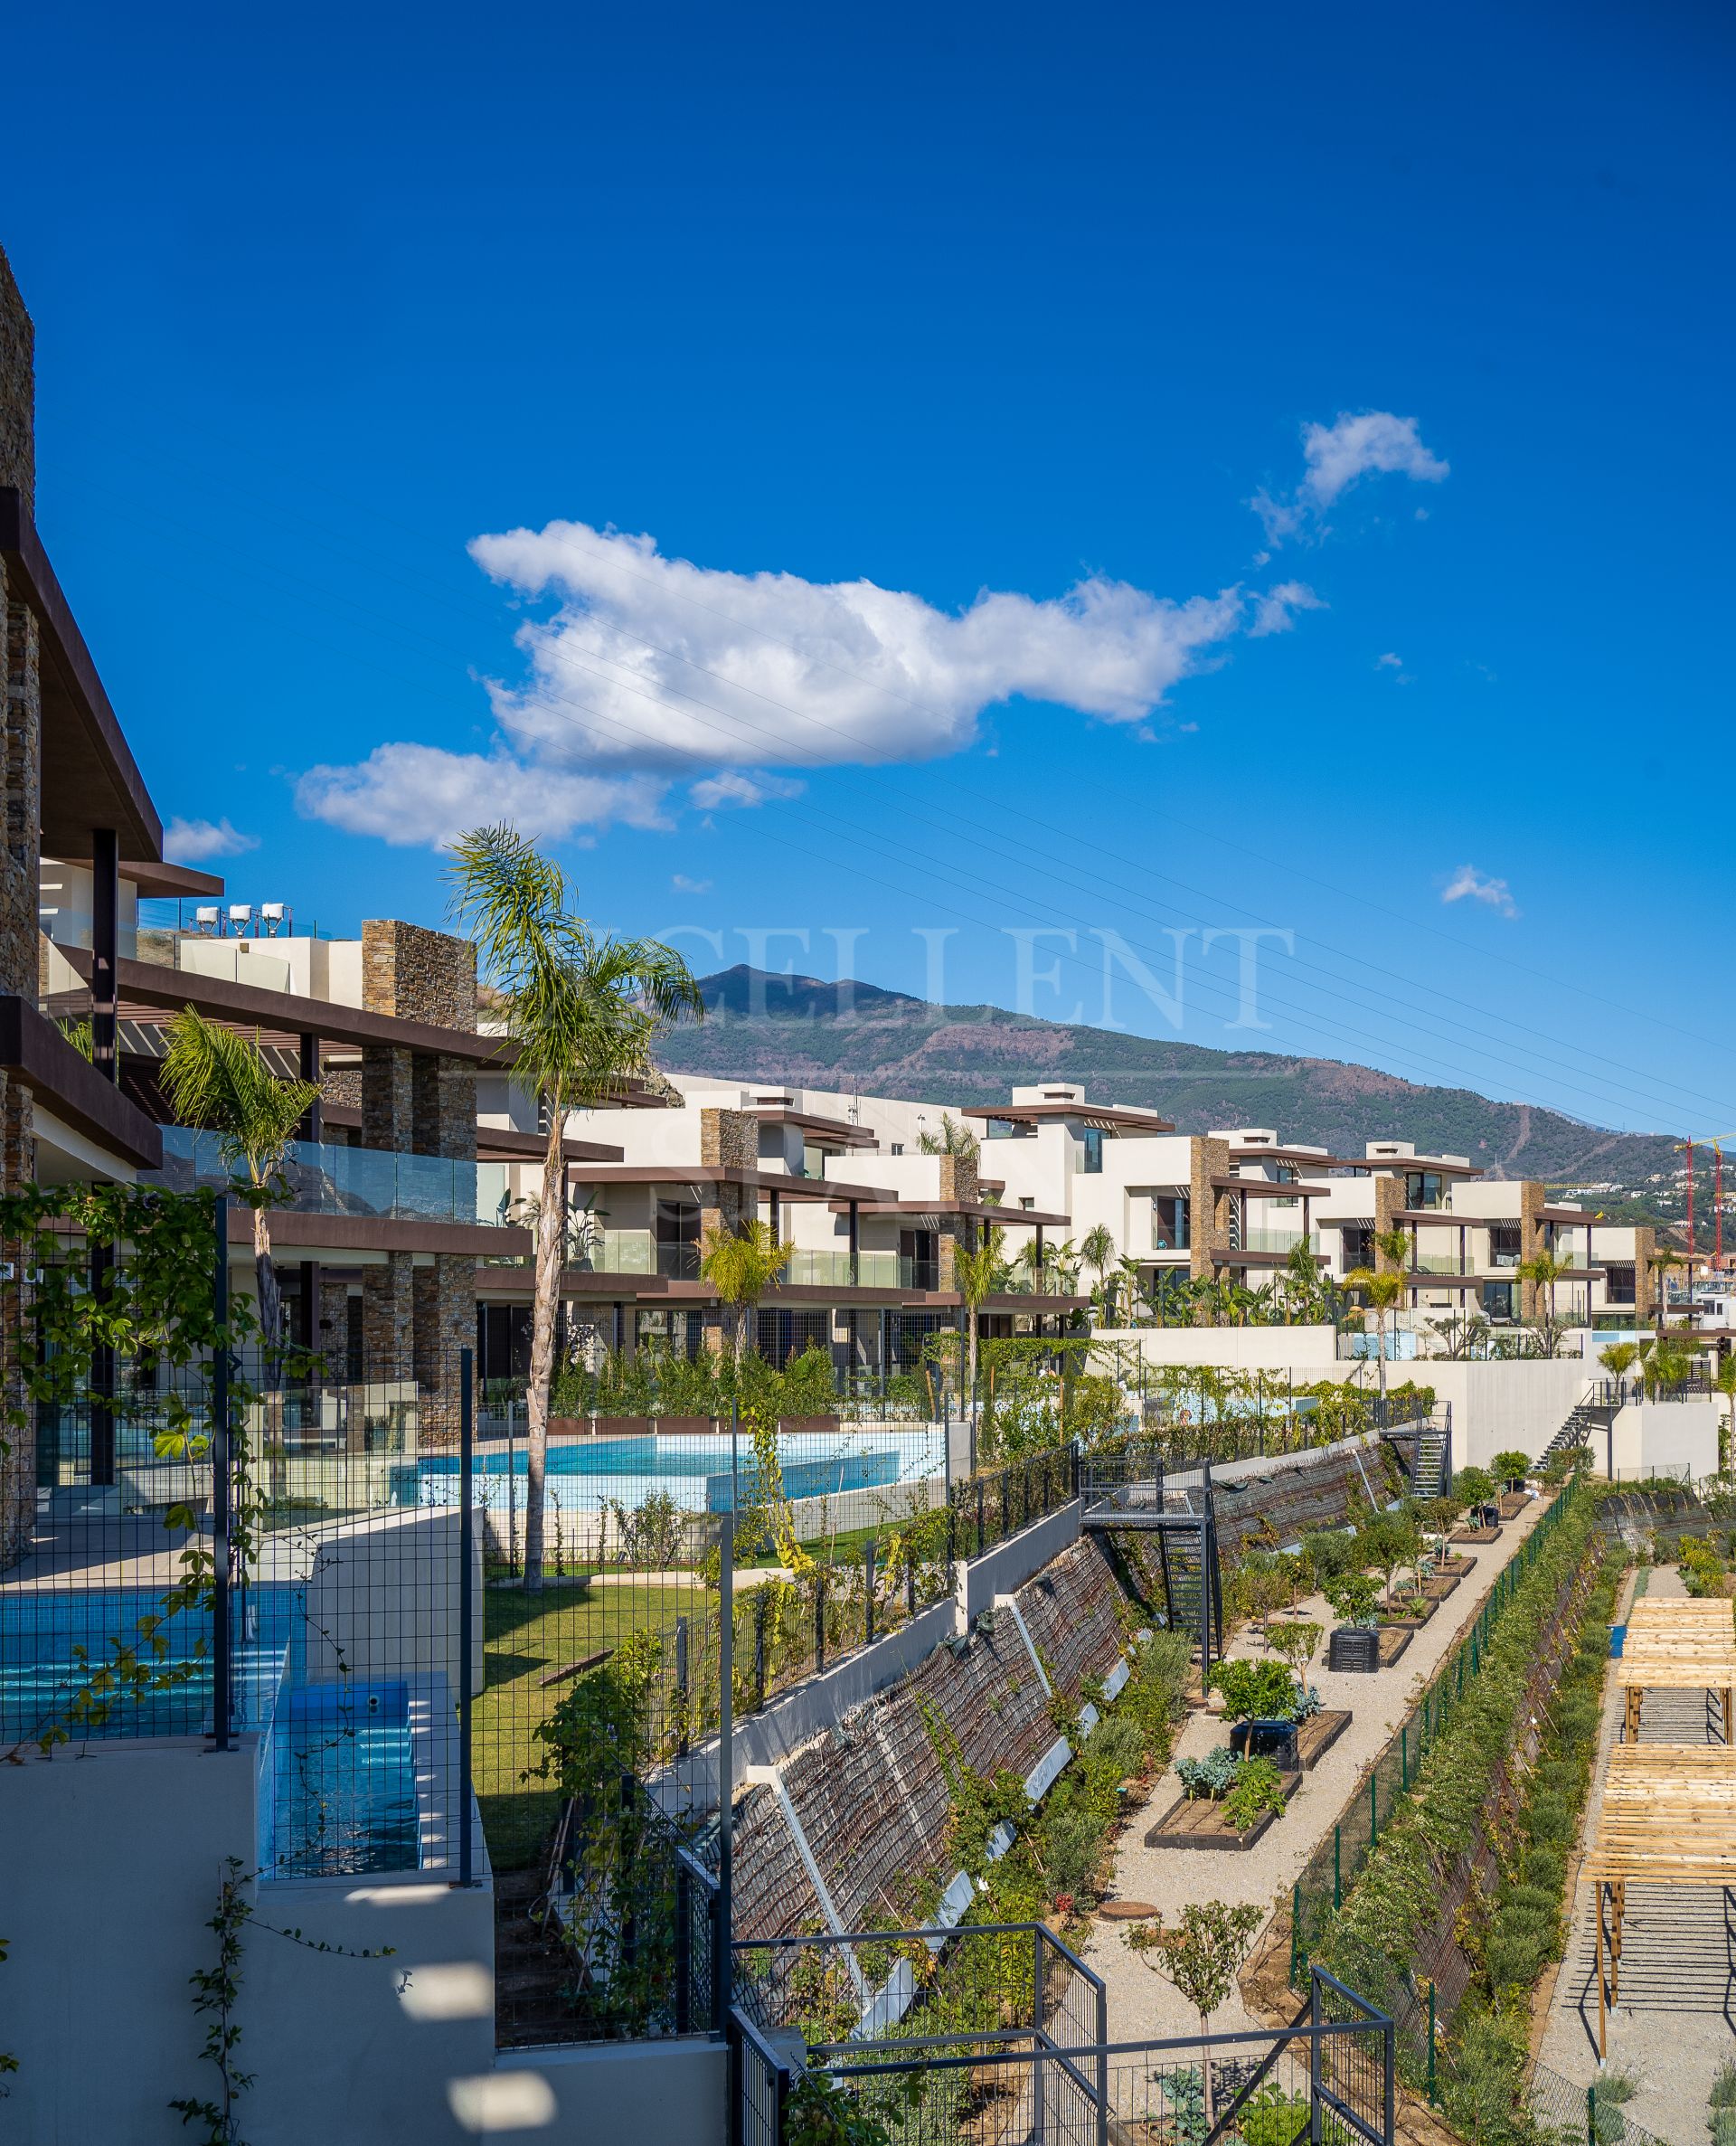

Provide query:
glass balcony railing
left=569, top=1230, right=700, bottom=1280
left=135, top=931, right=293, bottom=995
left=149, top=1126, right=510, bottom=1227
left=1240, top=1228, right=1319, bottom=1255
left=1409, top=1251, right=1466, bottom=1276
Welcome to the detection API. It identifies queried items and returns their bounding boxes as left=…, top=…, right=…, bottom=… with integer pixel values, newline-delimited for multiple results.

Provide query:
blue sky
left=7, top=1, right=1734, bottom=1137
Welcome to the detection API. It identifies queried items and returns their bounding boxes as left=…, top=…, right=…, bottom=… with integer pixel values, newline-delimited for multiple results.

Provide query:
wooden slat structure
left=1614, top=1599, right=1736, bottom=1744
left=1579, top=1742, right=1736, bottom=2056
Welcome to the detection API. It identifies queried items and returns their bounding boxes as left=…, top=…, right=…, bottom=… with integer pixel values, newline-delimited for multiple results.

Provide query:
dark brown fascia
left=746, top=1107, right=880, bottom=1149
left=825, top=1196, right=1071, bottom=1226
left=123, top=859, right=226, bottom=900
left=64, top=949, right=509, bottom=1064
left=960, top=1101, right=1176, bottom=1132
left=0, top=995, right=163, bottom=1168
left=572, top=1165, right=896, bottom=1203
left=1212, top=1176, right=1322, bottom=1198
left=0, top=488, right=162, bottom=860
left=471, top=1268, right=1090, bottom=1312
left=319, top=1104, right=624, bottom=1166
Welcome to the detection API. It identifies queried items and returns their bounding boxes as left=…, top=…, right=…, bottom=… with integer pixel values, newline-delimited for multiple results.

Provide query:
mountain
left=654, top=965, right=1679, bottom=1197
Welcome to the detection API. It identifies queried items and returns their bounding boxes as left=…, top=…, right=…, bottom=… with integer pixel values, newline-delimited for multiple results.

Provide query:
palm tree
left=700, top=1217, right=791, bottom=1363
left=1080, top=1224, right=1117, bottom=1319
left=1516, top=1245, right=1577, bottom=1357
left=917, top=1111, right=980, bottom=1160
left=1598, top=1340, right=1639, bottom=1399
left=1114, top=1254, right=1145, bottom=1327
left=1279, top=1238, right=1322, bottom=1326
left=1344, top=1266, right=1406, bottom=1403
left=161, top=1008, right=319, bottom=1348
left=954, top=1223, right=1009, bottom=1451
left=448, top=825, right=702, bottom=1592
left=1640, top=1333, right=1694, bottom=1401
left=1646, top=1246, right=1688, bottom=1336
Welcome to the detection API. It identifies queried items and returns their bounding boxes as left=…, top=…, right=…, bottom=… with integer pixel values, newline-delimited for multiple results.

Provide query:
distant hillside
left=655, top=966, right=1679, bottom=1198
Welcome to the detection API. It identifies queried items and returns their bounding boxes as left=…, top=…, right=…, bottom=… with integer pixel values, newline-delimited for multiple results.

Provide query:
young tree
left=700, top=1217, right=791, bottom=1364
left=1453, top=1464, right=1497, bottom=1526
left=1125, top=1900, right=1263, bottom=2127
left=1490, top=1448, right=1531, bottom=1493
left=448, top=825, right=702, bottom=1592
left=1265, top=1619, right=1323, bottom=1685
left=1359, top=1510, right=1420, bottom=1606
left=161, top=1009, right=319, bottom=1347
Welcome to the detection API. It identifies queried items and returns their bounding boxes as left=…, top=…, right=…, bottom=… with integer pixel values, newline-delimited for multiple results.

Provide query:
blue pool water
left=264, top=1680, right=419, bottom=1878
left=417, top=1426, right=942, bottom=1517
left=0, top=1586, right=299, bottom=1743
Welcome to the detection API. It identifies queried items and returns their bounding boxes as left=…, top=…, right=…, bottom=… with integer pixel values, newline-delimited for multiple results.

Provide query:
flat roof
left=572, top=1164, right=895, bottom=1203
left=747, top=1106, right=879, bottom=1149
left=962, top=1101, right=1176, bottom=1132
left=827, top=1196, right=1072, bottom=1225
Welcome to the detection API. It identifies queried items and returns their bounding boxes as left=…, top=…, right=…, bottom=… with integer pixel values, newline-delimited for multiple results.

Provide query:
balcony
left=570, top=1229, right=699, bottom=1280
left=1409, top=1252, right=1467, bottom=1276
left=151, top=1125, right=510, bottom=1227
left=1238, top=1228, right=1319, bottom=1255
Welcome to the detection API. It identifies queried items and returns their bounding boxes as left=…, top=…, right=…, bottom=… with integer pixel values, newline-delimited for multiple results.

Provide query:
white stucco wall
left=1608, top=1399, right=1722, bottom=1481
left=0, top=1735, right=724, bottom=2146
left=1421, top=1360, right=1590, bottom=1470
left=1094, top=1325, right=1341, bottom=1371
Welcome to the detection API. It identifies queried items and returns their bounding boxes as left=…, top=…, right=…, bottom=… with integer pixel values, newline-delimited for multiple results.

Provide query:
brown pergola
left=1615, top=1598, right=1736, bottom=1744
left=1580, top=1741, right=1736, bottom=2056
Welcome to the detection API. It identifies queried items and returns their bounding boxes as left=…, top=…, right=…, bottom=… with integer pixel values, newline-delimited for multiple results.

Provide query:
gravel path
left=1537, top=1562, right=1736, bottom=2145
left=1080, top=1494, right=1555, bottom=2042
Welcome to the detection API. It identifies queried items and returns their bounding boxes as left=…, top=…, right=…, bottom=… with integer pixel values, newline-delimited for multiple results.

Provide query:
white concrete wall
left=1093, top=1325, right=1341, bottom=1371
left=1421, top=1360, right=1590, bottom=1470
left=1609, top=1399, right=1722, bottom=1481
left=0, top=1735, right=723, bottom=2146
left=297, top=1505, right=485, bottom=1699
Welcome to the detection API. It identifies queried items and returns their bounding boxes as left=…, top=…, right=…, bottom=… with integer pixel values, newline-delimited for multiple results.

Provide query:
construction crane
left=1673, top=1136, right=1736, bottom=1272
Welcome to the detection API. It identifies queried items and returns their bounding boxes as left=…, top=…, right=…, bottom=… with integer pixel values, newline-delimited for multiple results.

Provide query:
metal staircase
left=1542, top=1390, right=1618, bottom=1470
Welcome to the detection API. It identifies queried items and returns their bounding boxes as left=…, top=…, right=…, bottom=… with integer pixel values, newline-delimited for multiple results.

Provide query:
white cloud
left=295, top=744, right=669, bottom=849
left=671, top=874, right=713, bottom=894
left=466, top=521, right=1249, bottom=770
left=164, top=815, right=259, bottom=861
left=1375, top=652, right=1403, bottom=669
left=688, top=770, right=805, bottom=810
left=1254, top=411, right=1448, bottom=544
left=1248, top=581, right=1326, bottom=638
left=1440, top=864, right=1519, bottom=919
left=297, top=518, right=1332, bottom=850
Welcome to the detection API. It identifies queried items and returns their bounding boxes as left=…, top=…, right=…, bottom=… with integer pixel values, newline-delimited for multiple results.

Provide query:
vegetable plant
left=1222, top=1756, right=1288, bottom=1833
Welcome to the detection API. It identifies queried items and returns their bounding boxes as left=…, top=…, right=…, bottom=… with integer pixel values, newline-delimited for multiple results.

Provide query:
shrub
left=1175, top=1747, right=1242, bottom=1800
left=1222, top=1756, right=1288, bottom=1833
left=1207, top=1658, right=1297, bottom=1723
left=1453, top=1465, right=1497, bottom=1512
left=1299, top=1528, right=1359, bottom=1586
left=1325, top=1572, right=1382, bottom=1628
left=1490, top=1449, right=1532, bottom=1490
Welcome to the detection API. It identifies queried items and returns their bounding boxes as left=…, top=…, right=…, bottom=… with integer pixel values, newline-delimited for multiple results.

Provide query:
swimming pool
left=262, top=1680, right=420, bottom=1878
left=416, top=1426, right=943, bottom=1517
left=0, top=1585, right=299, bottom=1743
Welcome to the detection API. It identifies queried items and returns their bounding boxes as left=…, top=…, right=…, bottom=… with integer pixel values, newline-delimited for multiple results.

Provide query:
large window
left=1404, top=1171, right=1445, bottom=1210
left=654, top=1196, right=701, bottom=1280
left=899, top=1227, right=939, bottom=1290
left=1151, top=1195, right=1189, bottom=1250
left=1080, top=1127, right=1104, bottom=1174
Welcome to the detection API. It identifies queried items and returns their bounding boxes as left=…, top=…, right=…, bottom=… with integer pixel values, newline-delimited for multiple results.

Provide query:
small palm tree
left=448, top=824, right=702, bottom=1592
left=1517, top=1245, right=1578, bottom=1357
left=161, top=1008, right=318, bottom=1347
left=1639, top=1334, right=1694, bottom=1400
left=917, top=1111, right=980, bottom=1160
left=954, top=1223, right=1009, bottom=1441
left=1646, top=1246, right=1688, bottom=1335
left=1080, top=1224, right=1117, bottom=1318
left=1344, top=1265, right=1406, bottom=1402
left=700, top=1217, right=792, bottom=1363
left=1599, top=1340, right=1639, bottom=1398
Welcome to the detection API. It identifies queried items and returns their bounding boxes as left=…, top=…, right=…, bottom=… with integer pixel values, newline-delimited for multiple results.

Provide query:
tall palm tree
left=1080, top=1224, right=1117, bottom=1319
left=700, top=1217, right=791, bottom=1363
left=954, top=1223, right=1008, bottom=1449
left=448, top=825, right=702, bottom=1592
left=1343, top=1266, right=1406, bottom=1402
left=1646, top=1246, right=1688, bottom=1336
left=1279, top=1238, right=1323, bottom=1325
left=161, top=1008, right=319, bottom=1348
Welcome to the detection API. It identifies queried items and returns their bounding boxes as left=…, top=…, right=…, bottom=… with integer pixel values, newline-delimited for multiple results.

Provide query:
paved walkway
left=1538, top=1564, right=1736, bottom=2144
left=1083, top=1494, right=1554, bottom=2041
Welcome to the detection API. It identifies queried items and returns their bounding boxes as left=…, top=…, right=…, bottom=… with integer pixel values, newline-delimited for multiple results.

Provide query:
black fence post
left=210, top=1198, right=231, bottom=1753
left=675, top=1615, right=690, bottom=1757
left=753, top=1588, right=768, bottom=1710
left=864, top=1536, right=876, bottom=1645
left=675, top=1853, right=693, bottom=2034
left=815, top=1568, right=826, bottom=1673
left=715, top=1514, right=734, bottom=2036
left=459, top=1346, right=475, bottom=1886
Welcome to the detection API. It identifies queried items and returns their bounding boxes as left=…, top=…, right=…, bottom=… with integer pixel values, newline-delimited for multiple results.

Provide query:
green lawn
left=475, top=1578, right=703, bottom=1872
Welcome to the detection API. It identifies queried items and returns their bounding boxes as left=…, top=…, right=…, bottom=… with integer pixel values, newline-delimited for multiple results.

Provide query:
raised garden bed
left=1435, top=1552, right=1476, bottom=1577
left=1497, top=1490, right=1532, bottom=1519
left=1379, top=1594, right=1439, bottom=1630
left=1450, top=1523, right=1503, bottom=1544
left=1146, top=1771, right=1301, bottom=1851
left=1419, top=1570, right=1462, bottom=1600
left=1378, top=1625, right=1412, bottom=1667
left=1294, top=1707, right=1351, bottom=1768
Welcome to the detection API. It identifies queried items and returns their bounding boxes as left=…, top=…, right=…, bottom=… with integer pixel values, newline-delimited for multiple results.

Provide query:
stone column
left=1633, top=1225, right=1657, bottom=1324
left=1518, top=1181, right=1547, bottom=1322
left=1187, top=1136, right=1232, bottom=1283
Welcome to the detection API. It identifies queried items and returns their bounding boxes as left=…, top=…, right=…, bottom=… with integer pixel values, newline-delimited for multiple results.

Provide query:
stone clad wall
left=0, top=247, right=33, bottom=510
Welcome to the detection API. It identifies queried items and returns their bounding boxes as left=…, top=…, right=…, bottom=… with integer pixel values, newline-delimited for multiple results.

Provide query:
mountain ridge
left=651, top=965, right=1676, bottom=1196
